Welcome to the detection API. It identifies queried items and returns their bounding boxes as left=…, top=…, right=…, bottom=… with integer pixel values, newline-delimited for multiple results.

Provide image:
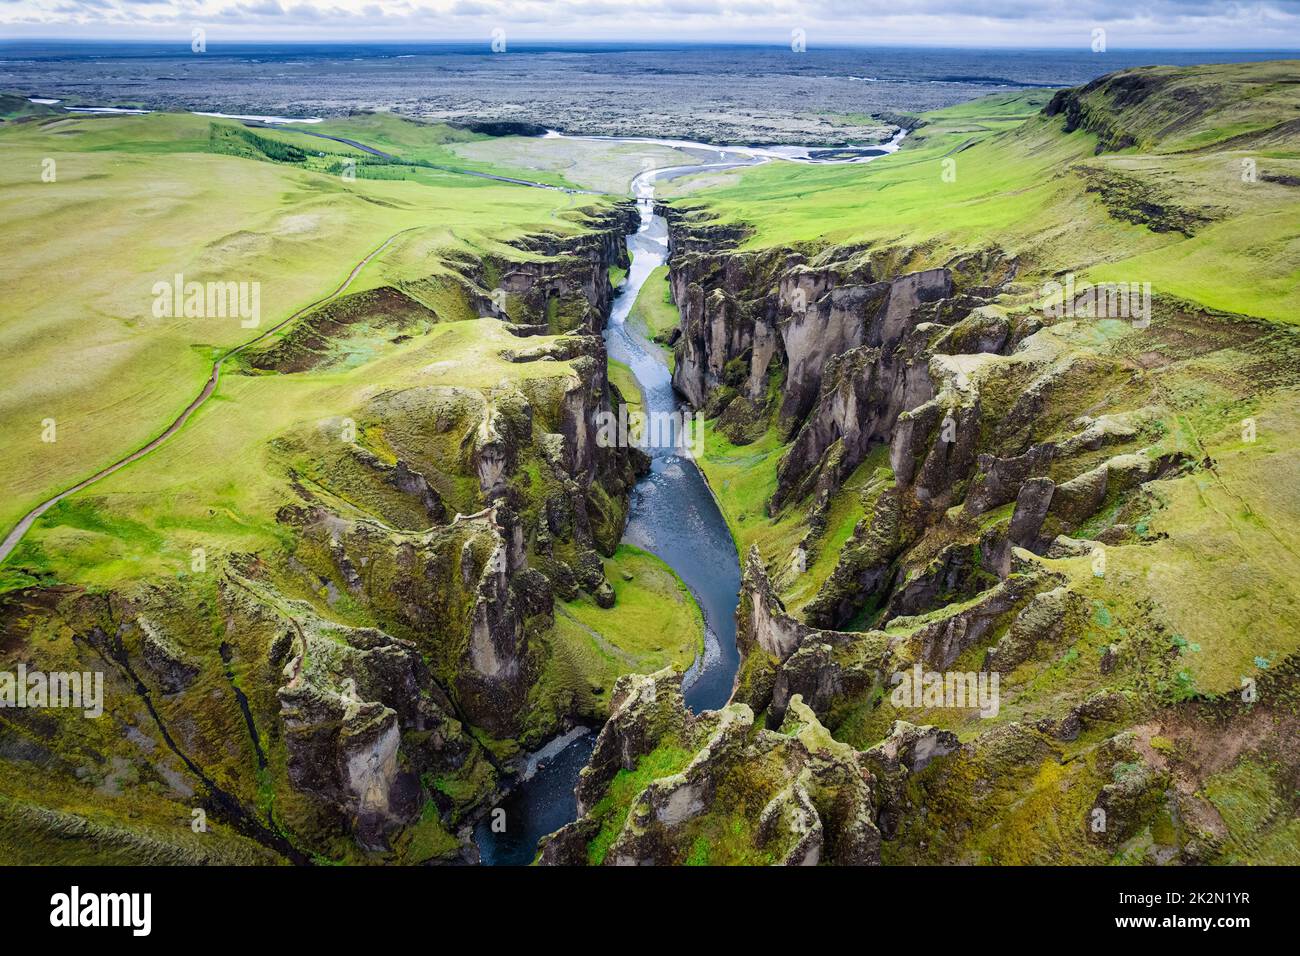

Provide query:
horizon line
left=2, top=37, right=1299, bottom=53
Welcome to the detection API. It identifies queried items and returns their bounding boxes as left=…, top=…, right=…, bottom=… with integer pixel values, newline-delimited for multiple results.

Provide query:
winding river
left=0, top=107, right=887, bottom=865
left=474, top=160, right=751, bottom=865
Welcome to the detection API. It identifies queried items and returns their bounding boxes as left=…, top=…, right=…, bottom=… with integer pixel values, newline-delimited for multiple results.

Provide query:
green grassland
left=240, top=112, right=710, bottom=194
left=5, top=317, right=591, bottom=586
left=213, top=113, right=601, bottom=190
left=537, top=544, right=705, bottom=717
left=0, top=109, right=602, bottom=536
left=0, top=93, right=61, bottom=122
left=304, top=114, right=576, bottom=188
left=0, top=104, right=716, bottom=862
left=626, top=264, right=680, bottom=356
left=607, top=359, right=644, bottom=413
left=564, top=544, right=704, bottom=670
left=670, top=62, right=1300, bottom=324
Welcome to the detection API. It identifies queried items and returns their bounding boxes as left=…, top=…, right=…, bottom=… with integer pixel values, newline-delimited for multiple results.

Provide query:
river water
left=475, top=161, right=748, bottom=865
left=611, top=172, right=745, bottom=713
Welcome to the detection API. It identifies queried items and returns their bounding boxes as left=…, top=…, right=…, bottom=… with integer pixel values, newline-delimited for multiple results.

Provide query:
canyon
left=2, top=59, right=1298, bottom=867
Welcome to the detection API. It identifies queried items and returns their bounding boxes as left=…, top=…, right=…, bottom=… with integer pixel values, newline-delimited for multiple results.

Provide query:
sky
left=2, top=0, right=1300, bottom=49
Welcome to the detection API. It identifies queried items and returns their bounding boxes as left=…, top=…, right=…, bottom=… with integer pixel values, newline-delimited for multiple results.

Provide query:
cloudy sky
left=2, top=0, right=1299, bottom=48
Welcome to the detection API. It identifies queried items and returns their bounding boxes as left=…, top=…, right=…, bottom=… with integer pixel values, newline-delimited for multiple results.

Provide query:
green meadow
left=7, top=318, right=586, bottom=585
left=0, top=105, right=706, bottom=741
left=540, top=544, right=705, bottom=716
left=0, top=110, right=595, bottom=534
left=626, top=264, right=679, bottom=360
left=673, top=63, right=1300, bottom=324
left=3, top=57, right=1299, bottom=866
left=680, top=61, right=1300, bottom=706
left=448, top=134, right=713, bottom=194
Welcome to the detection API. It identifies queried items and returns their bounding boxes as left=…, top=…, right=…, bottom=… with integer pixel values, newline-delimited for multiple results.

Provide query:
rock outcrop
left=665, top=211, right=962, bottom=514
left=461, top=204, right=639, bottom=333
left=540, top=671, right=886, bottom=866
left=0, top=204, right=652, bottom=864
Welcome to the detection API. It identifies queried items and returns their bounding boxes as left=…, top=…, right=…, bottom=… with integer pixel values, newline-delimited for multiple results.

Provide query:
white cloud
left=2, top=0, right=1299, bottom=46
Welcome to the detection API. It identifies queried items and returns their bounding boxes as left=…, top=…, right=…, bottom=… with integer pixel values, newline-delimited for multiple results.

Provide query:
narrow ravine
left=607, top=168, right=745, bottom=713
left=474, top=160, right=751, bottom=865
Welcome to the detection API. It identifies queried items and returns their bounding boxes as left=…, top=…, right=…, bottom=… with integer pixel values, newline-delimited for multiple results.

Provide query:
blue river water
left=475, top=168, right=744, bottom=865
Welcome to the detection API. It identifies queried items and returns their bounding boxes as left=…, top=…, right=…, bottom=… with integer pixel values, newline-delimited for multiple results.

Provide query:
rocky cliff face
left=532, top=190, right=1283, bottom=867
left=265, top=209, right=650, bottom=852
left=665, top=205, right=1010, bottom=519
left=734, top=544, right=1058, bottom=726
left=461, top=204, right=639, bottom=334
left=538, top=670, right=884, bottom=866
left=663, top=205, right=1203, bottom=639
left=0, top=204, right=649, bottom=864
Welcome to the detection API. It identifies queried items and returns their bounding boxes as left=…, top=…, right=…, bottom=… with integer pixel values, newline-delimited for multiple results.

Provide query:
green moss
left=608, top=359, right=644, bottom=413
left=1203, top=758, right=1300, bottom=864
left=394, top=799, right=461, bottom=863
left=678, top=808, right=776, bottom=866
left=884, top=743, right=1113, bottom=865
left=431, top=747, right=498, bottom=821
left=586, top=742, right=694, bottom=865
left=627, top=265, right=680, bottom=357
